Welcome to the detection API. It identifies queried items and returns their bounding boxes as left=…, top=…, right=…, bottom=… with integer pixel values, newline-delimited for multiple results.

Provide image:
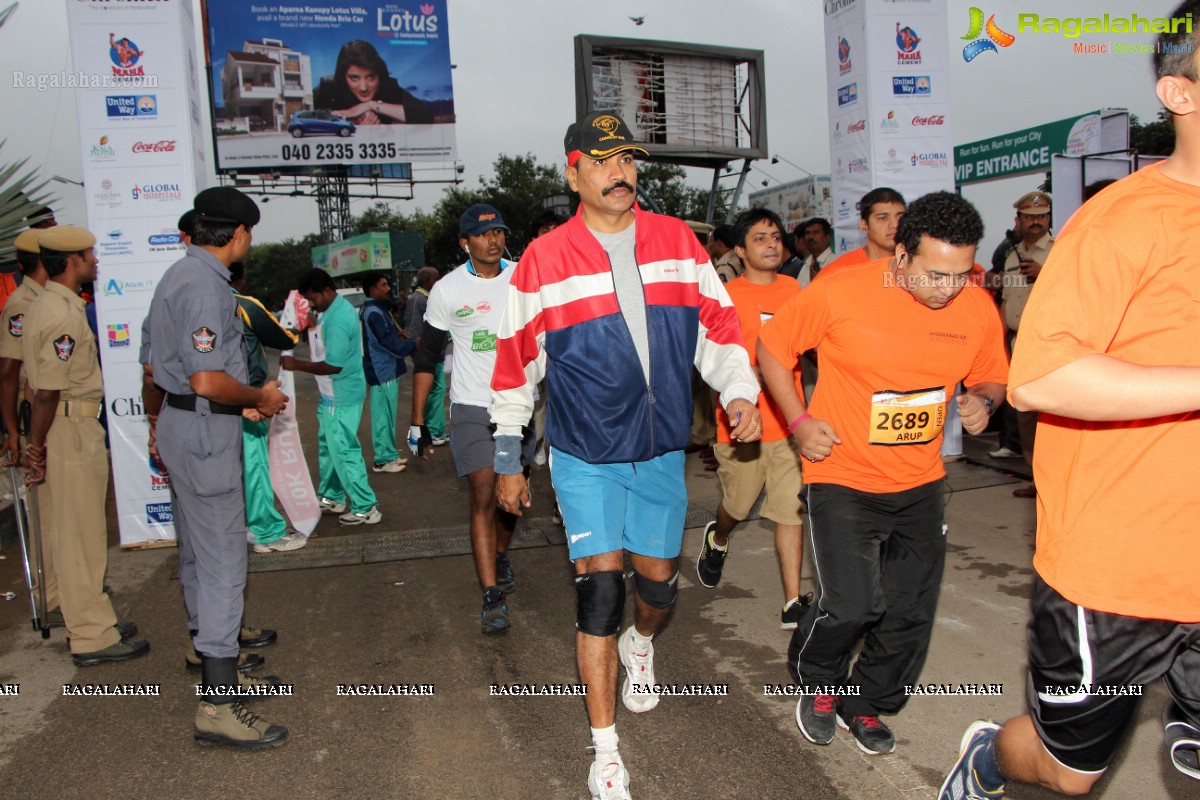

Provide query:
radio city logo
left=837, top=36, right=853, bottom=75
left=106, top=94, right=156, bottom=118
left=896, top=23, right=922, bottom=64
left=106, top=323, right=131, bottom=348
left=108, top=33, right=145, bottom=77
left=148, top=229, right=184, bottom=252
left=961, top=8, right=1016, bottom=62
left=376, top=4, right=439, bottom=34
left=131, top=182, right=182, bottom=201
left=88, top=135, right=115, bottom=162
left=132, top=139, right=176, bottom=154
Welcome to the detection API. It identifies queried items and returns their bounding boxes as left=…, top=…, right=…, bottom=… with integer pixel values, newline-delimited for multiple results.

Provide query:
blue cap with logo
left=459, top=203, right=510, bottom=237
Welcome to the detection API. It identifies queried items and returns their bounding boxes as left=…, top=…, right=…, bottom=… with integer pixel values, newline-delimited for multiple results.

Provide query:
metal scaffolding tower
left=314, top=166, right=352, bottom=244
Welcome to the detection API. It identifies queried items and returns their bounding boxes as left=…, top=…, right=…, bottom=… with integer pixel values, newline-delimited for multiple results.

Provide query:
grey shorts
left=449, top=403, right=534, bottom=478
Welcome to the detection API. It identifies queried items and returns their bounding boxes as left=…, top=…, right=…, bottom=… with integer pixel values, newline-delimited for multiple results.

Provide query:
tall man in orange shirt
left=820, top=187, right=905, bottom=277
left=940, top=10, right=1200, bottom=797
left=758, top=191, right=1007, bottom=756
left=695, top=208, right=810, bottom=629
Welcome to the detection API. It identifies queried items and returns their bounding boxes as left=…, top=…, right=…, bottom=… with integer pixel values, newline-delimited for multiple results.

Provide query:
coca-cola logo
left=847, top=119, right=866, bottom=133
left=911, top=115, right=945, bottom=126
left=132, top=139, right=176, bottom=153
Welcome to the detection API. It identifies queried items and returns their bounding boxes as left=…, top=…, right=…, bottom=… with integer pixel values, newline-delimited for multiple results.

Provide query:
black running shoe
left=796, top=693, right=837, bottom=745
left=496, top=554, right=516, bottom=595
left=837, top=711, right=896, bottom=755
left=695, top=521, right=727, bottom=588
left=780, top=593, right=813, bottom=630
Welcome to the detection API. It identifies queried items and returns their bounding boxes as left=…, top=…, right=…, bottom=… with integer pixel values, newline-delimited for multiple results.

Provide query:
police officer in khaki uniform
left=142, top=187, right=289, bottom=749
left=23, top=225, right=150, bottom=665
left=1001, top=191, right=1054, bottom=498
left=0, top=230, right=48, bottom=465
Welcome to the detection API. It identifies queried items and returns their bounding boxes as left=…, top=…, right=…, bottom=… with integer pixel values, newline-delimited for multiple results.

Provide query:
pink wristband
left=787, top=413, right=812, bottom=434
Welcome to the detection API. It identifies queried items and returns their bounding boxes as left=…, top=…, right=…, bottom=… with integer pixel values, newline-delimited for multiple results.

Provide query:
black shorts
left=1026, top=574, right=1200, bottom=774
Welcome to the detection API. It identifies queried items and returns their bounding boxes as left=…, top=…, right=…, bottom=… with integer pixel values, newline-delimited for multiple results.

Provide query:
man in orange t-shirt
left=820, top=187, right=906, bottom=280
left=695, top=208, right=810, bottom=629
left=940, top=17, right=1200, bottom=799
left=757, top=191, right=1007, bottom=757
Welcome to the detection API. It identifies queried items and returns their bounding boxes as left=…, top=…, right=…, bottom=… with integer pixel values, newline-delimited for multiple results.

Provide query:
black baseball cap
left=459, top=204, right=510, bottom=237
left=565, top=111, right=649, bottom=167
left=193, top=187, right=260, bottom=227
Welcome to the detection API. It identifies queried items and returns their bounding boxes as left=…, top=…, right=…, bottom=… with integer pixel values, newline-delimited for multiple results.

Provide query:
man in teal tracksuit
left=360, top=270, right=415, bottom=473
left=283, top=269, right=380, bottom=526
left=228, top=263, right=303, bottom=551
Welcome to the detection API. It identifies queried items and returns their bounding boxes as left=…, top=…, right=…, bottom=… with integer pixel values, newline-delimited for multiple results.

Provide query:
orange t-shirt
left=1009, top=163, right=1200, bottom=623
left=818, top=247, right=870, bottom=279
left=759, top=258, right=1008, bottom=493
left=715, top=274, right=803, bottom=443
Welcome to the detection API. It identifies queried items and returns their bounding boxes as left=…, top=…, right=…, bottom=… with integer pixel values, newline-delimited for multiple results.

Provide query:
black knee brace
left=634, top=570, right=678, bottom=609
left=575, top=570, right=626, bottom=636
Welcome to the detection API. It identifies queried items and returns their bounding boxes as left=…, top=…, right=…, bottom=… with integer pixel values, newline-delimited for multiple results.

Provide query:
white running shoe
left=371, top=457, right=408, bottom=473
left=252, top=533, right=308, bottom=553
left=339, top=506, right=382, bottom=526
left=430, top=435, right=450, bottom=446
left=618, top=626, right=658, bottom=713
left=317, top=497, right=346, bottom=514
left=588, top=753, right=631, bottom=800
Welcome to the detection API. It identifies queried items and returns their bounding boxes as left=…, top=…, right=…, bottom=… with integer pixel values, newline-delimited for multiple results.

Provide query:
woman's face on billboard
left=345, top=64, right=380, bottom=102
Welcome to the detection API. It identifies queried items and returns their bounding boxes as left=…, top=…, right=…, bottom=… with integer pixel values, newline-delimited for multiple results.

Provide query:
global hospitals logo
left=961, top=8, right=1016, bottom=62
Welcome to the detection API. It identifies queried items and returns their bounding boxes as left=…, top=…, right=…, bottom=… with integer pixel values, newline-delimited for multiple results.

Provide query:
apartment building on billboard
left=220, top=38, right=313, bottom=133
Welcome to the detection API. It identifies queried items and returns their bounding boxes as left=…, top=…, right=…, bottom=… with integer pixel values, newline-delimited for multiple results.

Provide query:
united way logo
left=896, top=23, right=922, bottom=64
left=146, top=502, right=173, bottom=525
left=961, top=7, right=1016, bottom=62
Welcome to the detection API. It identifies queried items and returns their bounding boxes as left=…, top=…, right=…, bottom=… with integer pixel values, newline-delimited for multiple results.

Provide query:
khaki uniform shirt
left=0, top=278, right=44, bottom=391
left=713, top=249, right=744, bottom=284
left=23, top=281, right=103, bottom=402
left=1002, top=232, right=1054, bottom=331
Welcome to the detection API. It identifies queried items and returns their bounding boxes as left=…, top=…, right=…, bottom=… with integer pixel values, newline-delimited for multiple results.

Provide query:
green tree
left=241, top=232, right=323, bottom=309
left=1130, top=110, right=1175, bottom=156
left=0, top=141, right=55, bottom=263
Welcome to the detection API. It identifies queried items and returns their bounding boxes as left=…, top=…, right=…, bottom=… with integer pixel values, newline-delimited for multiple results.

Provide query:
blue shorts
left=550, top=447, right=688, bottom=561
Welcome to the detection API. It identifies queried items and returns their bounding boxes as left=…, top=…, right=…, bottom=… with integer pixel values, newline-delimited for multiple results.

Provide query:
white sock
left=630, top=627, right=653, bottom=648
left=591, top=724, right=619, bottom=756
left=708, top=528, right=728, bottom=551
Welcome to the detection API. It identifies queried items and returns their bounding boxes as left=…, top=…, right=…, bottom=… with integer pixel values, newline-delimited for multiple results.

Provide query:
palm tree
left=0, top=140, right=55, bottom=263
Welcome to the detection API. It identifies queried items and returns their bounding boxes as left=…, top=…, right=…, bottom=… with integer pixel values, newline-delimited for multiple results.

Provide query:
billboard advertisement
left=312, top=231, right=425, bottom=277
left=203, top=0, right=456, bottom=171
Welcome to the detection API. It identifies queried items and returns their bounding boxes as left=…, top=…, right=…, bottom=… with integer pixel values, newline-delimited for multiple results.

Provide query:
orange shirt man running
left=757, top=191, right=1007, bottom=758
left=940, top=10, right=1200, bottom=798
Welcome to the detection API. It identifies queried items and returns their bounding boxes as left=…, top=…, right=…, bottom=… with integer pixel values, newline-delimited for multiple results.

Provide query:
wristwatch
left=981, top=395, right=996, bottom=417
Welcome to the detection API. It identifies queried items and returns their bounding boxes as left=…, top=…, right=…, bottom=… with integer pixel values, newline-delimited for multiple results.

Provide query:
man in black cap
left=141, top=187, right=290, bottom=748
left=410, top=203, right=533, bottom=635
left=491, top=111, right=760, bottom=800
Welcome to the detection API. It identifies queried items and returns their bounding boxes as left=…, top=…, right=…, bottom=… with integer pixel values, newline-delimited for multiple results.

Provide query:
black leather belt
left=166, top=394, right=242, bottom=416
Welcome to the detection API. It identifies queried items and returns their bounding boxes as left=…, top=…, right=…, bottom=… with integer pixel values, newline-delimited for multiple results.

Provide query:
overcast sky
left=2, top=0, right=1180, bottom=251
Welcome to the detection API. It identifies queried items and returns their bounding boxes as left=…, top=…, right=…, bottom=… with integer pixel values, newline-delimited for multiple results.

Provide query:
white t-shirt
left=424, top=260, right=515, bottom=409
left=307, top=319, right=333, bottom=398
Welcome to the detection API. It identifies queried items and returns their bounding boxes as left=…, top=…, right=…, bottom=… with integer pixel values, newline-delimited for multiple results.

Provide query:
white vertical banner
left=65, top=0, right=209, bottom=546
left=825, top=0, right=954, bottom=253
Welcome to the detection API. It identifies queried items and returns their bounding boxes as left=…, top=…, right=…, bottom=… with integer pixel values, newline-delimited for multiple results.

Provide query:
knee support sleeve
left=634, top=570, right=678, bottom=609
left=575, top=570, right=626, bottom=636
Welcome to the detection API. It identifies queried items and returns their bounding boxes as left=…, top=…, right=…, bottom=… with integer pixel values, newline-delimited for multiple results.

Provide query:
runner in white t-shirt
left=410, top=204, right=532, bottom=634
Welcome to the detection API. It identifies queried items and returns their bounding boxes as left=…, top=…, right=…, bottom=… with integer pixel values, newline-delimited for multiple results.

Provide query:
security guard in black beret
left=23, top=225, right=150, bottom=665
left=141, top=188, right=290, bottom=748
